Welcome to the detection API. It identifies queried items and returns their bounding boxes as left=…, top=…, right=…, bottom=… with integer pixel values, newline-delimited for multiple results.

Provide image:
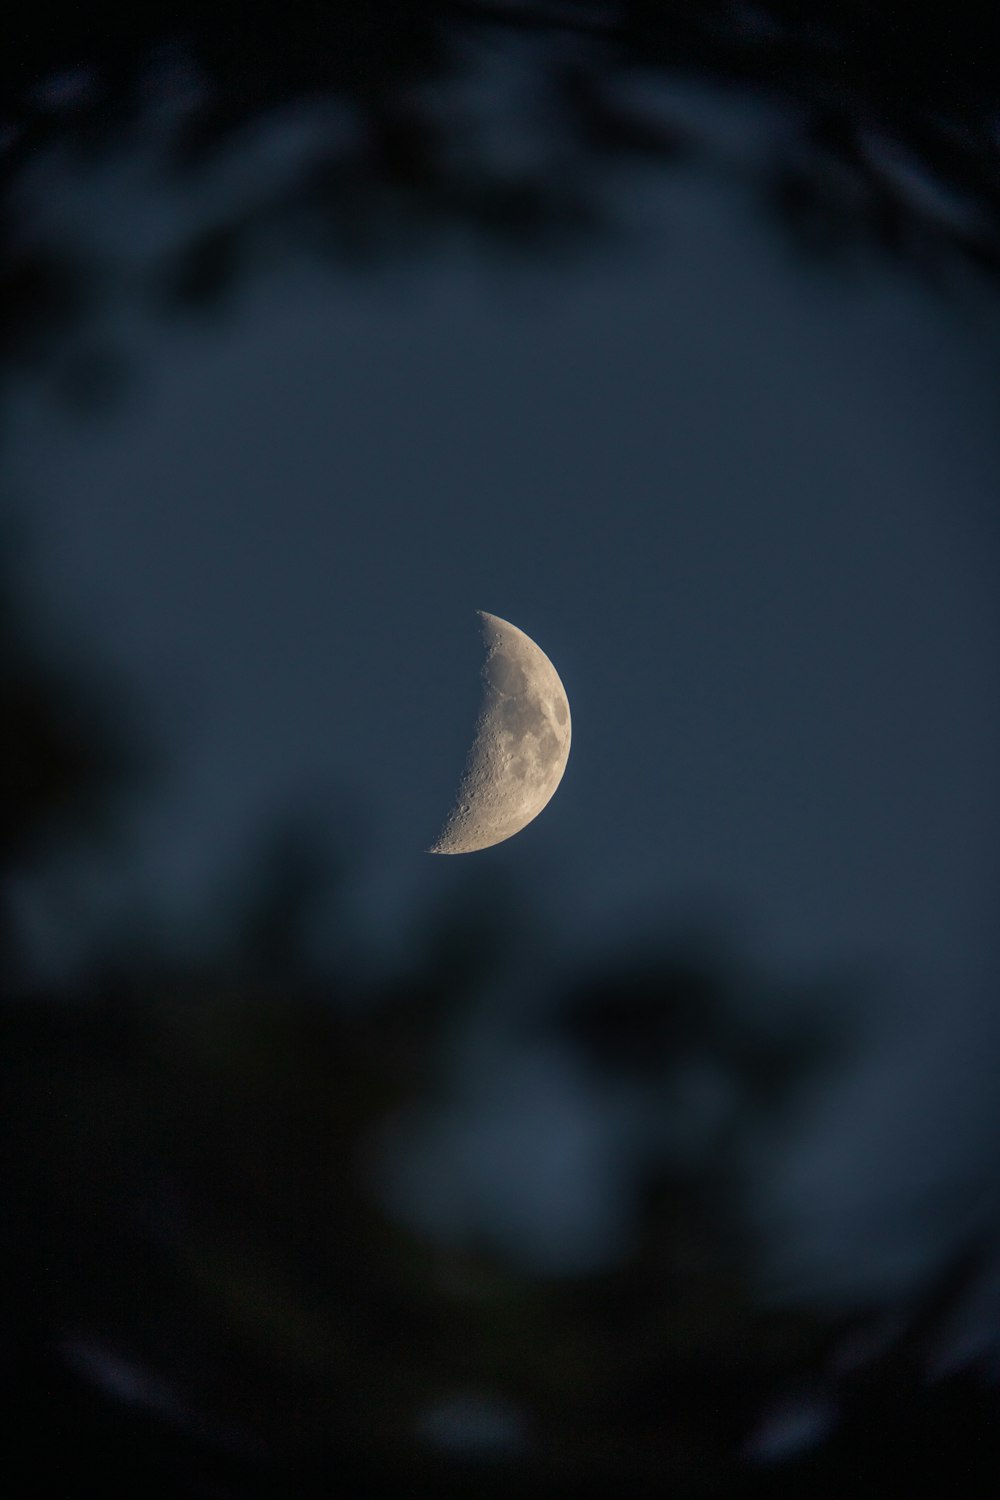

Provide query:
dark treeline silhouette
left=5, top=1, right=1000, bottom=410
left=1, top=541, right=998, bottom=1497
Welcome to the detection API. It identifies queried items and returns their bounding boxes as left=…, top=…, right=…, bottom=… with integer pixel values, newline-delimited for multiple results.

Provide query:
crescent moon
left=428, top=611, right=572, bottom=854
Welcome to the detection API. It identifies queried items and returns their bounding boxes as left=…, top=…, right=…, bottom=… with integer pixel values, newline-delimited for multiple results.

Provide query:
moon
left=428, top=612, right=572, bottom=854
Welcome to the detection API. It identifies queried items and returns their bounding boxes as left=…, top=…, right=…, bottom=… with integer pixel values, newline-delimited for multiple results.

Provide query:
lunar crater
left=428, top=612, right=571, bottom=854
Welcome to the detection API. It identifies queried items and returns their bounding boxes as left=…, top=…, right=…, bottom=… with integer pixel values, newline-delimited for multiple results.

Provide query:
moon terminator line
left=428, top=612, right=571, bottom=854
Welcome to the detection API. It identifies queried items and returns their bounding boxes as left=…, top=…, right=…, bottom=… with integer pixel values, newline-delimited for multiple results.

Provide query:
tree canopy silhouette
left=1, top=525, right=997, bottom=1497
left=4, top=1, right=1000, bottom=405
left=2, top=5, right=1000, bottom=1493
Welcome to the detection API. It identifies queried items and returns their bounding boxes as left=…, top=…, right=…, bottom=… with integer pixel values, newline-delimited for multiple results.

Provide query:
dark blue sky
left=6, top=90, right=1000, bottom=1298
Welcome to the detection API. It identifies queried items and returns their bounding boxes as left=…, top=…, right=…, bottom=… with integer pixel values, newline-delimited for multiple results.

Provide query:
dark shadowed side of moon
left=428, top=612, right=572, bottom=854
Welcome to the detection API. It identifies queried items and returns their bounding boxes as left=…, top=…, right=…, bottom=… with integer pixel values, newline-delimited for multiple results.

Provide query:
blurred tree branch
left=3, top=2, right=1000, bottom=414
left=2, top=5, right=1000, bottom=1490
left=2, top=531, right=996, bottom=1492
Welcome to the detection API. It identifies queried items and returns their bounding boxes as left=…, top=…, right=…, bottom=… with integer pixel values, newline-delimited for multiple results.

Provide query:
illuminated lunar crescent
left=428, top=612, right=572, bottom=854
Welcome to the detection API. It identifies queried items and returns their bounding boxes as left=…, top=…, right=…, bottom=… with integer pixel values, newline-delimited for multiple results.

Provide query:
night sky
left=7, top=72, right=1000, bottom=1311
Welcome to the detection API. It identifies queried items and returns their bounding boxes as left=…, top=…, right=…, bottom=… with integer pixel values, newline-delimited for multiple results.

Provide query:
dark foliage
left=0, top=535, right=997, bottom=1496
left=2, top=5, right=1000, bottom=1492
left=4, top=2, right=1000, bottom=410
